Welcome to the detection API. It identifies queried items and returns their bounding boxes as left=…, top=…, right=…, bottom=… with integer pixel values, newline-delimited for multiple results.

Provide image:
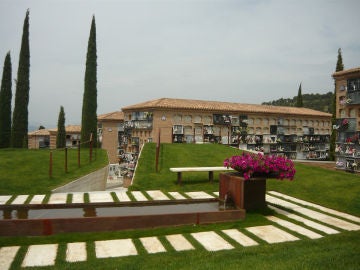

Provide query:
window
left=194, top=115, right=202, bottom=123
left=184, top=115, right=192, bottom=123
left=173, top=114, right=182, bottom=123
left=350, top=108, right=356, bottom=117
left=347, top=78, right=360, bottom=92
left=339, top=109, right=346, bottom=118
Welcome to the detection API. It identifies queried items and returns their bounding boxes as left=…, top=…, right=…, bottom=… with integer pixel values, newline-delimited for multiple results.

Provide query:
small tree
left=56, top=106, right=66, bottom=148
left=0, top=52, right=12, bottom=148
left=12, top=9, right=30, bottom=148
left=295, top=83, right=303, bottom=107
left=329, top=48, right=344, bottom=160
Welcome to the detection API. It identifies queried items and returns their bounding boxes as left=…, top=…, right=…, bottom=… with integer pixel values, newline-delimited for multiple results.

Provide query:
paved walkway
left=0, top=191, right=359, bottom=269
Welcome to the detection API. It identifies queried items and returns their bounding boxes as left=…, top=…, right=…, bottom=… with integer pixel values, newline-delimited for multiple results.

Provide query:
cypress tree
left=81, top=15, right=97, bottom=147
left=329, top=48, right=344, bottom=160
left=11, top=9, right=30, bottom=148
left=336, top=48, right=344, bottom=72
left=0, top=52, right=12, bottom=148
left=296, top=83, right=303, bottom=107
left=56, top=106, right=66, bottom=148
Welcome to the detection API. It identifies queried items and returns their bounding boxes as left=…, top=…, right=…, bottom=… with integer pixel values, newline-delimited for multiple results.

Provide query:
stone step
left=66, top=242, right=87, bottom=263
left=140, top=237, right=166, bottom=254
left=0, top=246, right=20, bottom=270
left=266, top=195, right=360, bottom=231
left=168, top=191, right=186, bottom=200
left=265, top=216, right=323, bottom=239
left=246, top=225, right=299, bottom=244
left=48, top=193, right=68, bottom=204
left=95, top=239, right=138, bottom=258
left=145, top=190, right=170, bottom=201
left=166, top=234, right=195, bottom=251
left=221, top=229, right=259, bottom=246
left=29, top=194, right=46, bottom=204
left=185, top=191, right=214, bottom=199
left=131, top=191, right=148, bottom=201
left=268, top=205, right=339, bottom=234
left=191, top=231, right=234, bottom=251
left=22, top=244, right=58, bottom=267
left=11, top=195, right=28, bottom=205
left=268, top=191, right=360, bottom=224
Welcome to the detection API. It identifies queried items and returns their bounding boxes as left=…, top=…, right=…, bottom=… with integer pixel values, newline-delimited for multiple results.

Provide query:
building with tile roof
left=120, top=97, right=332, bottom=160
left=332, top=66, right=360, bottom=172
left=28, top=125, right=81, bottom=149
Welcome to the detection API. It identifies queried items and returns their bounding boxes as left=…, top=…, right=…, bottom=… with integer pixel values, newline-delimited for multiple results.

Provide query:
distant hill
left=262, top=92, right=333, bottom=114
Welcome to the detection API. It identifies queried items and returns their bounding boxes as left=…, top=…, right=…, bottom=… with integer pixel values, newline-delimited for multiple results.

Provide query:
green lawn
left=0, top=148, right=108, bottom=195
left=0, top=143, right=359, bottom=269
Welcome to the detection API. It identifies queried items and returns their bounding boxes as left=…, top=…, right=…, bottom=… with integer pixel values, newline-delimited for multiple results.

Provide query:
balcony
left=347, top=91, right=360, bottom=105
left=125, top=120, right=153, bottom=130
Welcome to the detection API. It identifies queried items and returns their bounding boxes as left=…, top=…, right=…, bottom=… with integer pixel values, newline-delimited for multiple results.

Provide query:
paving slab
left=112, top=191, right=130, bottom=202
left=95, top=239, right=137, bottom=258
left=0, top=246, right=20, bottom=270
left=267, top=195, right=360, bottom=231
left=146, top=190, right=170, bottom=201
left=191, top=231, right=234, bottom=251
left=66, top=242, right=87, bottom=262
left=29, top=194, right=45, bottom=204
left=268, top=205, right=339, bottom=235
left=168, top=192, right=186, bottom=200
left=268, top=191, right=360, bottom=223
left=166, top=234, right=195, bottom=251
left=11, top=195, right=28, bottom=205
left=246, top=225, right=299, bottom=244
left=266, top=216, right=323, bottom=239
left=140, top=237, right=166, bottom=254
left=0, top=195, right=11, bottom=205
left=22, top=244, right=58, bottom=267
left=71, top=193, right=84, bottom=204
left=89, top=192, right=114, bottom=203
left=213, top=192, right=219, bottom=197
left=221, top=229, right=259, bottom=246
left=131, top=191, right=148, bottom=201
left=48, top=193, right=68, bottom=204
left=185, top=192, right=214, bottom=199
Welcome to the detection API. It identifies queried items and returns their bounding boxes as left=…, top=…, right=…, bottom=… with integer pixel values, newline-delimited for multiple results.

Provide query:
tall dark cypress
left=295, top=83, right=303, bottom=107
left=329, top=48, right=344, bottom=160
left=12, top=9, right=30, bottom=148
left=81, top=15, right=97, bottom=147
left=0, top=52, right=12, bottom=148
left=56, top=106, right=66, bottom=148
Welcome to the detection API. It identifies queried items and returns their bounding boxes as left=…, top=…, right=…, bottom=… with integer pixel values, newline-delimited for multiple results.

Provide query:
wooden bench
left=169, top=167, right=234, bottom=185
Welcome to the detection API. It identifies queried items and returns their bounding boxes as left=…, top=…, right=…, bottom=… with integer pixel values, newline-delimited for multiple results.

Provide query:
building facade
left=97, top=111, right=124, bottom=163
left=333, top=67, right=360, bottom=172
left=28, top=125, right=81, bottom=149
left=121, top=98, right=332, bottom=160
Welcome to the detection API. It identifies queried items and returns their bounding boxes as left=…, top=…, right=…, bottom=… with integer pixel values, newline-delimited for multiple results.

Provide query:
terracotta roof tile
left=48, top=125, right=81, bottom=133
left=332, top=67, right=360, bottom=77
left=98, top=111, right=124, bottom=121
left=28, top=129, right=50, bottom=136
left=122, top=98, right=331, bottom=117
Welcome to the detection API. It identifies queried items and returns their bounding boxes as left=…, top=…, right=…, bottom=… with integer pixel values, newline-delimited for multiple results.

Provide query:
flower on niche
left=224, top=153, right=296, bottom=181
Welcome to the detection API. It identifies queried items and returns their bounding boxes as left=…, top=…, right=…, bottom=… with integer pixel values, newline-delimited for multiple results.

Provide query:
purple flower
left=224, top=153, right=296, bottom=181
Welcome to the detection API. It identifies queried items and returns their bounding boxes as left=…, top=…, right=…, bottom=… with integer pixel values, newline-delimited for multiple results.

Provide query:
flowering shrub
left=224, top=153, right=296, bottom=180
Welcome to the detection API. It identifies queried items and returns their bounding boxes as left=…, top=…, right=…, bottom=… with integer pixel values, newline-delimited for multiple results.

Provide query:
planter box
left=219, top=172, right=266, bottom=211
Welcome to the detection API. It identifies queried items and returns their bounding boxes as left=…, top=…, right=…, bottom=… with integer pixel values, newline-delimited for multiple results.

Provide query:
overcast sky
left=0, top=0, right=359, bottom=130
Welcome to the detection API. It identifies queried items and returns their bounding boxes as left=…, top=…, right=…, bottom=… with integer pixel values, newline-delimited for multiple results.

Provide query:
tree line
left=262, top=91, right=334, bottom=114
left=0, top=10, right=97, bottom=149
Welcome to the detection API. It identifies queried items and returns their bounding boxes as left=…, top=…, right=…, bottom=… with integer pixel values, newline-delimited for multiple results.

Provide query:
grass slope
left=0, top=148, right=108, bottom=195
left=133, top=143, right=242, bottom=192
left=135, top=143, right=360, bottom=215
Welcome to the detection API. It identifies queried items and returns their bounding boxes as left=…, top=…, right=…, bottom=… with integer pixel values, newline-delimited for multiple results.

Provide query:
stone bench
left=169, top=167, right=233, bottom=185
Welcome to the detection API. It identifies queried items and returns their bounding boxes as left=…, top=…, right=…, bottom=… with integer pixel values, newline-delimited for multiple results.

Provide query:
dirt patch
left=297, top=161, right=336, bottom=171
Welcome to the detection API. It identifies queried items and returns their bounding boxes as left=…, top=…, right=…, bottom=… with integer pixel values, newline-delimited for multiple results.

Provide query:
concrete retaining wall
left=52, top=166, right=108, bottom=193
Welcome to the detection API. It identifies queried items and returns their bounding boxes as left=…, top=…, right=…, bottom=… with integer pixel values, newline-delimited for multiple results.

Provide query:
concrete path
left=1, top=190, right=359, bottom=269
